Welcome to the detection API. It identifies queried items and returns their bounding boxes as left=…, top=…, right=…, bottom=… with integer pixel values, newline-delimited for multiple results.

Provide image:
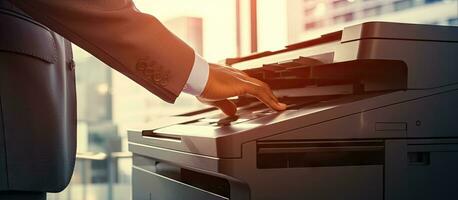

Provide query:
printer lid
left=342, top=22, right=458, bottom=43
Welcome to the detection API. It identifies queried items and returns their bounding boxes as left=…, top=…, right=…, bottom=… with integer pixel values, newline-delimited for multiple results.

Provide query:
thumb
left=213, top=99, right=237, bottom=116
left=198, top=98, right=237, bottom=116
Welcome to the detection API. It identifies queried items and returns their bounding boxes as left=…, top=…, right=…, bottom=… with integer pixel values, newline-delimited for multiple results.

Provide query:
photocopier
left=128, top=22, right=458, bottom=200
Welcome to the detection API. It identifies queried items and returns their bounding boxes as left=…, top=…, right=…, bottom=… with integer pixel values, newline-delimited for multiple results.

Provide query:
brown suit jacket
left=9, top=0, right=195, bottom=103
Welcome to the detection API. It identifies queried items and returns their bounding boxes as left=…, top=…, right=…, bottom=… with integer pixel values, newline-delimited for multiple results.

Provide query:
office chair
left=0, top=1, right=77, bottom=199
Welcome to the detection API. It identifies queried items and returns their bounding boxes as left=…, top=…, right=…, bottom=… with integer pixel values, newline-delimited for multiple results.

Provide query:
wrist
left=182, top=53, right=209, bottom=96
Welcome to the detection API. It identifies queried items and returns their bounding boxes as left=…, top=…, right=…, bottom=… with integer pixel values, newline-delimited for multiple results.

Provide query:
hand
left=198, top=63, right=286, bottom=116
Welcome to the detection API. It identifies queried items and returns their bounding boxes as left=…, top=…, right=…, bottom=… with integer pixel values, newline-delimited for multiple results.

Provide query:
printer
left=128, top=22, right=458, bottom=200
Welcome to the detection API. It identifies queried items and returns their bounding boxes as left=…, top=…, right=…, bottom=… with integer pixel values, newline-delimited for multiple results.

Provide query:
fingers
left=200, top=63, right=285, bottom=115
left=198, top=98, right=238, bottom=116
left=213, top=99, right=238, bottom=116
left=238, top=71, right=286, bottom=111
left=243, top=80, right=286, bottom=111
left=236, top=69, right=283, bottom=109
left=248, top=77, right=279, bottom=102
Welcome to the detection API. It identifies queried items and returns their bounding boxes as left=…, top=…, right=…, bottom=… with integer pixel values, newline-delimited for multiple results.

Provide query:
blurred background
left=47, top=0, right=457, bottom=199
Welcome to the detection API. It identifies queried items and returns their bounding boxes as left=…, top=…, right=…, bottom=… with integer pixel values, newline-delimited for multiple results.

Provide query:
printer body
left=128, top=22, right=458, bottom=200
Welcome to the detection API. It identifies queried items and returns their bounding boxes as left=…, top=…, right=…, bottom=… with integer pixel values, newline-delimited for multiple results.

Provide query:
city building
left=287, top=0, right=458, bottom=43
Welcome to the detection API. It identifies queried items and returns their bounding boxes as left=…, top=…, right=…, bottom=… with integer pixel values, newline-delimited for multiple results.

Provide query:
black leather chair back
left=0, top=1, right=76, bottom=193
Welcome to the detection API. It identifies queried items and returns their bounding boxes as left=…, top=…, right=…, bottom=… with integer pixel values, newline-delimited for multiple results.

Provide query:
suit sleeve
left=8, top=0, right=195, bottom=103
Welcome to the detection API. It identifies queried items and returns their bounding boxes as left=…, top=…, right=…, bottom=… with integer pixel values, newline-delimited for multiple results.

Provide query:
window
left=393, top=0, right=414, bottom=11
left=304, top=7, right=315, bottom=16
left=305, top=20, right=324, bottom=30
left=332, top=0, right=350, bottom=8
left=424, top=0, right=442, bottom=4
left=333, top=12, right=354, bottom=24
left=427, top=21, right=440, bottom=25
left=363, top=5, right=382, bottom=17
left=448, top=17, right=458, bottom=26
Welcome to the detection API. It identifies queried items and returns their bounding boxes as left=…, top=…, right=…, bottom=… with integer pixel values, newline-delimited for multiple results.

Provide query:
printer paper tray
left=133, top=167, right=228, bottom=200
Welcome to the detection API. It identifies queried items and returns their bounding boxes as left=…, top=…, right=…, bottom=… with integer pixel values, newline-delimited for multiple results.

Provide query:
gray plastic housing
left=128, top=22, right=458, bottom=200
left=335, top=22, right=458, bottom=89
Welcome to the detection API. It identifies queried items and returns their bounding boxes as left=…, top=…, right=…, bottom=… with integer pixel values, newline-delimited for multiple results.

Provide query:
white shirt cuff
left=182, top=53, right=209, bottom=96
